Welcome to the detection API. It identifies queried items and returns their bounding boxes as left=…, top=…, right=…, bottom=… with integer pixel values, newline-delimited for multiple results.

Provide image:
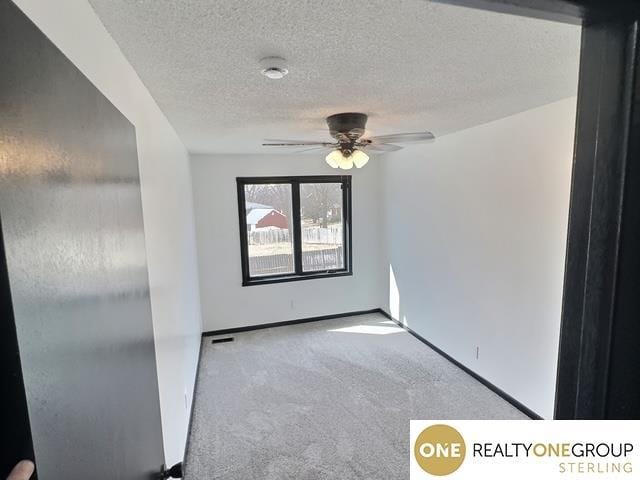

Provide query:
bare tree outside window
left=245, top=183, right=292, bottom=221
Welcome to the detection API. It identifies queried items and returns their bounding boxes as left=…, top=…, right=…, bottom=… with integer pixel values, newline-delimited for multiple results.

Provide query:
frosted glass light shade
left=352, top=149, right=369, bottom=168
left=326, top=150, right=353, bottom=169
left=338, top=155, right=353, bottom=170
left=325, top=150, right=342, bottom=168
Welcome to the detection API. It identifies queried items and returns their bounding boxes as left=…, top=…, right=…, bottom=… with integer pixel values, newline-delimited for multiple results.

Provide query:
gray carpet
left=184, top=313, right=527, bottom=479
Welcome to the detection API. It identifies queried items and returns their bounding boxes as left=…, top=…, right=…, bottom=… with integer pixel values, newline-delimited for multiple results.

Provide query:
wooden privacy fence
left=302, top=246, right=344, bottom=271
left=249, top=246, right=344, bottom=276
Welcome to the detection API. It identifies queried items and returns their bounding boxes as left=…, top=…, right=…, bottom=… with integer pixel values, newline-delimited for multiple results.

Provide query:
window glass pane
left=245, top=184, right=294, bottom=276
left=300, top=182, right=344, bottom=272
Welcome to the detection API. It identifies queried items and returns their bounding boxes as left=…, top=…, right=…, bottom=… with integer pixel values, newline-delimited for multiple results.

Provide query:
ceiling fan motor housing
left=327, top=112, right=368, bottom=142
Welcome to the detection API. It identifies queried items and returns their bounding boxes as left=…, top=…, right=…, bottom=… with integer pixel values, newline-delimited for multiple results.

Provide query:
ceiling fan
left=262, top=112, right=435, bottom=169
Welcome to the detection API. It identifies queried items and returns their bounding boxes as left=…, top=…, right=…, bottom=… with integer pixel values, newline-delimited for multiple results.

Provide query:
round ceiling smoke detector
left=260, top=56, right=288, bottom=79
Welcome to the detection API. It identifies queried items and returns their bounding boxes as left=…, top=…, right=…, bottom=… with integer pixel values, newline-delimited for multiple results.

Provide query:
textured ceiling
left=88, top=0, right=580, bottom=154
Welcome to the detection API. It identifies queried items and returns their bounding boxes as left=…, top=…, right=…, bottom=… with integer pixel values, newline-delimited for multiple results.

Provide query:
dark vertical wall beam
left=0, top=216, right=35, bottom=478
left=555, top=20, right=640, bottom=419
left=0, top=1, right=165, bottom=476
left=605, top=23, right=640, bottom=418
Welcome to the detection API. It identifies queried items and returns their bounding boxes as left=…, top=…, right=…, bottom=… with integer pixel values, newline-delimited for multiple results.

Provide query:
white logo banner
left=410, top=420, right=639, bottom=479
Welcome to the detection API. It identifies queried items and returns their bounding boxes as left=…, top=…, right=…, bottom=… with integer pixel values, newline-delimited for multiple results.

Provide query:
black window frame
left=237, top=175, right=353, bottom=286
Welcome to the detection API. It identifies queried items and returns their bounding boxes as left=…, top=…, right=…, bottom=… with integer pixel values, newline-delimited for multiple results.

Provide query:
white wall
left=381, top=98, right=577, bottom=418
left=12, top=0, right=203, bottom=464
left=191, top=154, right=383, bottom=332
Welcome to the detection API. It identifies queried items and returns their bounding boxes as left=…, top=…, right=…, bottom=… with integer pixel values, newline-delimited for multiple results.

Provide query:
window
left=237, top=176, right=352, bottom=285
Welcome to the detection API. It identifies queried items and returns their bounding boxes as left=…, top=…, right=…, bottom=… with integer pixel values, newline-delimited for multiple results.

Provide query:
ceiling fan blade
left=262, top=143, right=337, bottom=149
left=359, top=143, right=403, bottom=152
left=291, top=146, right=336, bottom=154
left=262, top=143, right=336, bottom=149
left=364, top=131, right=435, bottom=144
left=263, top=138, right=334, bottom=145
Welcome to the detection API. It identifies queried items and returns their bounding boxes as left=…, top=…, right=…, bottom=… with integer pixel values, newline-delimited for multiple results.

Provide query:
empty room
left=2, top=0, right=639, bottom=479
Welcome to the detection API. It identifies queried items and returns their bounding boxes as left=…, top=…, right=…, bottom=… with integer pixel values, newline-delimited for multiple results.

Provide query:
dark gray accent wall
left=0, top=1, right=165, bottom=478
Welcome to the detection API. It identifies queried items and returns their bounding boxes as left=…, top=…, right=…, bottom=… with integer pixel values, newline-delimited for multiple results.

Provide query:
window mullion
left=292, top=180, right=303, bottom=275
left=342, top=178, right=350, bottom=272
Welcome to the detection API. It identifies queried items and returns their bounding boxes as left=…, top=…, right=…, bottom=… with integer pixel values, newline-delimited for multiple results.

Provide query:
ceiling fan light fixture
left=326, top=148, right=367, bottom=169
left=265, top=112, right=435, bottom=169
left=351, top=149, right=369, bottom=168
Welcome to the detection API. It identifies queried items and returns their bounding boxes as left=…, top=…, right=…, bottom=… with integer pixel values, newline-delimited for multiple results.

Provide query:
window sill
left=242, top=270, right=353, bottom=287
